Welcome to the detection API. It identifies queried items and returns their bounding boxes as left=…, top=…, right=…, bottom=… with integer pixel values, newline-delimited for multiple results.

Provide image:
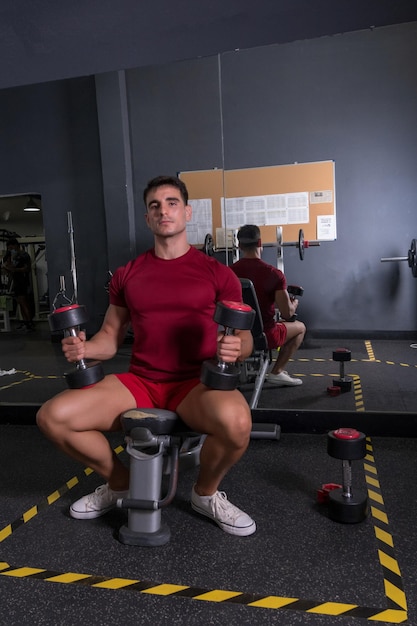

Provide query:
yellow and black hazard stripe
left=0, top=369, right=62, bottom=392
left=0, top=436, right=409, bottom=623
left=364, top=340, right=376, bottom=361
left=0, top=510, right=408, bottom=623
left=0, top=445, right=124, bottom=544
left=364, top=438, right=407, bottom=615
left=352, top=374, right=365, bottom=412
left=0, top=561, right=408, bottom=623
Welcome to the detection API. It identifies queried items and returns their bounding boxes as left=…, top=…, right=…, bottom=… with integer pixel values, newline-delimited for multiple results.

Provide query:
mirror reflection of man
left=2, top=238, right=35, bottom=332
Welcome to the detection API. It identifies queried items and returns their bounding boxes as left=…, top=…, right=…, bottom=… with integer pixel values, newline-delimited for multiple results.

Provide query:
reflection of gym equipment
left=5, top=236, right=48, bottom=322
left=282, top=284, right=304, bottom=322
left=201, top=301, right=255, bottom=390
left=238, top=279, right=280, bottom=438
left=48, top=303, right=104, bottom=388
left=194, top=233, right=215, bottom=256
left=277, top=227, right=321, bottom=261
left=330, top=348, right=352, bottom=393
left=381, top=238, right=417, bottom=277
left=232, top=226, right=320, bottom=271
left=326, top=428, right=368, bottom=524
left=238, top=279, right=271, bottom=409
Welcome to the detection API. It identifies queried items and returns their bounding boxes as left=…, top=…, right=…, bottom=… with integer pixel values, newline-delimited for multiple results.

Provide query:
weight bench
left=117, top=401, right=279, bottom=546
left=238, top=278, right=271, bottom=409
left=117, top=408, right=204, bottom=547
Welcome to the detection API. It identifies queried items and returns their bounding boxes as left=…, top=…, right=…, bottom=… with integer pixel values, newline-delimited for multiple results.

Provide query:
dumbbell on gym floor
left=48, top=304, right=104, bottom=388
left=326, top=427, right=368, bottom=523
left=330, top=348, right=352, bottom=393
left=284, top=284, right=304, bottom=321
left=200, top=300, right=255, bottom=390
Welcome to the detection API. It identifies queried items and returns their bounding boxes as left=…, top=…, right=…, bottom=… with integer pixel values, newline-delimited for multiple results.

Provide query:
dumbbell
left=331, top=348, right=352, bottom=392
left=326, top=428, right=368, bottom=523
left=48, top=304, right=104, bottom=388
left=284, top=284, right=304, bottom=321
left=200, top=300, right=255, bottom=390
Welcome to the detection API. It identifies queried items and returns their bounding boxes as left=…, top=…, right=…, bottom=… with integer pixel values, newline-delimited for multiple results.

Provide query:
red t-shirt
left=231, top=257, right=286, bottom=333
left=110, top=246, right=242, bottom=382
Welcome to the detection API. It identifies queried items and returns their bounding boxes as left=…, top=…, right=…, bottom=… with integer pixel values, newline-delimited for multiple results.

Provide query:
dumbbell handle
left=341, top=460, right=353, bottom=498
left=216, top=326, right=234, bottom=369
left=66, top=327, right=88, bottom=371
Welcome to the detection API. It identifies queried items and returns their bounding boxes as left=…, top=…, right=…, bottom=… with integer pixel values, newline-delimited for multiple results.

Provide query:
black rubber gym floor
left=0, top=326, right=416, bottom=625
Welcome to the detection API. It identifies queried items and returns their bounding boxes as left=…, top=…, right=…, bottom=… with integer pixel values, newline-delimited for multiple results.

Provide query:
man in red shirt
left=37, top=176, right=256, bottom=537
left=232, top=224, right=306, bottom=387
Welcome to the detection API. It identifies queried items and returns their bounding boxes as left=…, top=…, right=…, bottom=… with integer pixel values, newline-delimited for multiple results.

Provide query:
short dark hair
left=237, top=225, right=261, bottom=249
left=6, top=238, right=19, bottom=247
left=143, top=175, right=189, bottom=208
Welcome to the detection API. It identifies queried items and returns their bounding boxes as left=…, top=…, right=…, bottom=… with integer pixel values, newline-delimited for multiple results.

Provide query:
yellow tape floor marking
left=365, top=340, right=376, bottom=361
left=0, top=369, right=61, bottom=391
left=365, top=438, right=407, bottom=614
left=0, top=399, right=410, bottom=622
left=0, top=562, right=408, bottom=623
left=0, top=447, right=124, bottom=545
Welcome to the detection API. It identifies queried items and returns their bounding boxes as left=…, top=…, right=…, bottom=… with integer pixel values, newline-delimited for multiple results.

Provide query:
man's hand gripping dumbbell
left=48, top=304, right=104, bottom=388
left=280, top=284, right=304, bottom=322
left=200, top=300, right=255, bottom=390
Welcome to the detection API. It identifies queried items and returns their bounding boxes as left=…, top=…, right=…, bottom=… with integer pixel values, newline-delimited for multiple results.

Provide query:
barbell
left=194, top=233, right=215, bottom=256
left=381, top=238, right=417, bottom=278
left=276, top=227, right=321, bottom=261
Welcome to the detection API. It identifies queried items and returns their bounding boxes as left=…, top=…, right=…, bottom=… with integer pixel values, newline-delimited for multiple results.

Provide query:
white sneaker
left=69, top=484, right=128, bottom=519
left=191, top=486, right=256, bottom=536
left=267, top=371, right=302, bottom=387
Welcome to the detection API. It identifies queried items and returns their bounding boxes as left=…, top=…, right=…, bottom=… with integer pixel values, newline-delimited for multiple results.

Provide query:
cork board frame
left=180, top=161, right=335, bottom=246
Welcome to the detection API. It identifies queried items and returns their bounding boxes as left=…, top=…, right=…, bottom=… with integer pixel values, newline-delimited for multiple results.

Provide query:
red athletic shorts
left=115, top=373, right=200, bottom=411
left=265, top=322, right=288, bottom=350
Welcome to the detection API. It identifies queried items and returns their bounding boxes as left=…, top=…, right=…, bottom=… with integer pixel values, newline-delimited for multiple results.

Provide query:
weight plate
left=409, top=238, right=417, bottom=277
left=203, top=233, right=214, bottom=256
left=276, top=226, right=283, bottom=260
left=298, top=229, right=304, bottom=261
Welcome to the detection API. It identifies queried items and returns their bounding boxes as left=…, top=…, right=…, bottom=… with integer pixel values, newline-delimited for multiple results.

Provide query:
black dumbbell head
left=332, top=348, right=351, bottom=362
left=200, top=359, right=241, bottom=390
left=328, top=488, right=368, bottom=523
left=65, top=360, right=104, bottom=388
left=327, top=428, right=366, bottom=460
left=48, top=304, right=89, bottom=332
left=214, top=300, right=255, bottom=330
left=288, top=285, right=304, bottom=297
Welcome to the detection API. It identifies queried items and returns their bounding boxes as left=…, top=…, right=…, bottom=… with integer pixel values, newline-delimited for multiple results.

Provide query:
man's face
left=144, top=185, right=192, bottom=238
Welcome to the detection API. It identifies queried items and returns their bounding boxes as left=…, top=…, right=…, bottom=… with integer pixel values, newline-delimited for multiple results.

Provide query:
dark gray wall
left=110, top=21, right=416, bottom=335
left=219, top=23, right=417, bottom=333
left=0, top=78, right=109, bottom=331
left=1, top=22, right=416, bottom=335
left=3, top=1, right=416, bottom=90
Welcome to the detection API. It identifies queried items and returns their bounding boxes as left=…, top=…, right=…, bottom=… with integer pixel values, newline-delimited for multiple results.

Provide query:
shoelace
left=86, top=485, right=110, bottom=508
left=210, top=492, right=241, bottom=522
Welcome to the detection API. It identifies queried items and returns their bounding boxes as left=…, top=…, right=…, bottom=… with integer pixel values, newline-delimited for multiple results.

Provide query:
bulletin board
left=180, top=161, right=336, bottom=246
